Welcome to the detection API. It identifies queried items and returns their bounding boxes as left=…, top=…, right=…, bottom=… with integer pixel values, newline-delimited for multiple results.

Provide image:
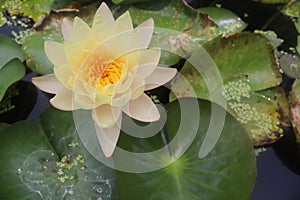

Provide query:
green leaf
left=117, top=98, right=256, bottom=200
left=283, top=0, right=300, bottom=17
left=128, top=0, right=215, bottom=65
left=0, top=33, right=24, bottom=69
left=171, top=32, right=282, bottom=101
left=0, top=120, right=54, bottom=200
left=22, top=5, right=97, bottom=74
left=226, top=87, right=289, bottom=146
left=22, top=29, right=63, bottom=74
left=0, top=59, right=25, bottom=101
left=40, top=106, right=117, bottom=199
left=0, top=0, right=54, bottom=24
left=289, top=79, right=300, bottom=142
left=112, top=0, right=153, bottom=4
left=170, top=32, right=284, bottom=146
left=0, top=108, right=116, bottom=199
left=279, top=53, right=300, bottom=79
left=198, top=7, right=247, bottom=37
left=254, top=30, right=283, bottom=48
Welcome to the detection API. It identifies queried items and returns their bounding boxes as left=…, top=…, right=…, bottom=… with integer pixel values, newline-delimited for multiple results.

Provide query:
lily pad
left=0, top=33, right=24, bottom=69
left=171, top=32, right=282, bottom=101
left=283, top=0, right=300, bottom=17
left=117, top=98, right=256, bottom=199
left=0, top=59, right=25, bottom=101
left=0, top=121, right=54, bottom=200
left=289, top=79, right=300, bottom=142
left=22, top=5, right=97, bottom=74
left=40, top=106, right=117, bottom=199
left=198, top=7, right=247, bottom=37
left=170, top=32, right=285, bottom=145
left=279, top=53, right=300, bottom=79
left=0, top=0, right=54, bottom=26
left=0, top=109, right=116, bottom=199
left=112, top=0, right=153, bottom=4
left=22, top=29, right=63, bottom=74
left=128, top=0, right=216, bottom=65
left=226, top=86, right=289, bottom=146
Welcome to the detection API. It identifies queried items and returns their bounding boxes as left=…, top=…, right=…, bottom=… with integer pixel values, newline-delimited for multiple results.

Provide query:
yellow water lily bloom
left=32, top=2, right=177, bottom=157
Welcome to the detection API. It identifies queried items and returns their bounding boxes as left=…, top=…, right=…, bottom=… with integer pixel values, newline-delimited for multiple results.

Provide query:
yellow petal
left=61, top=18, right=73, bottom=40
left=122, top=93, right=160, bottom=122
left=54, top=64, right=73, bottom=89
left=114, top=11, right=133, bottom=33
left=50, top=88, right=79, bottom=111
left=64, top=41, right=84, bottom=73
left=72, top=17, right=91, bottom=42
left=92, top=2, right=114, bottom=29
left=44, top=41, right=67, bottom=66
left=136, top=48, right=161, bottom=78
left=145, top=67, right=177, bottom=91
left=94, top=119, right=121, bottom=158
left=32, top=74, right=63, bottom=94
left=135, top=18, right=154, bottom=48
left=93, top=104, right=121, bottom=129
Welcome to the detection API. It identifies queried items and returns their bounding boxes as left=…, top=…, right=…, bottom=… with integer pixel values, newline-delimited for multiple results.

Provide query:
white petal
left=74, top=94, right=95, bottom=109
left=93, top=2, right=114, bottom=29
left=50, top=88, right=79, bottom=111
left=92, top=104, right=121, bottom=130
left=111, top=90, right=132, bottom=107
left=72, top=17, right=91, bottom=41
left=145, top=67, right=177, bottom=91
left=129, top=74, right=145, bottom=100
left=44, top=41, right=67, bottom=66
left=114, top=11, right=133, bottom=33
left=136, top=48, right=161, bottom=79
left=53, top=64, right=73, bottom=89
left=122, top=93, right=160, bottom=122
left=61, top=18, right=73, bottom=40
left=135, top=18, right=154, bottom=48
left=32, top=74, right=63, bottom=94
left=94, top=118, right=121, bottom=158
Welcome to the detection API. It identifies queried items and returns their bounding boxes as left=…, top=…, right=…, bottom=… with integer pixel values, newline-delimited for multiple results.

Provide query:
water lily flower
left=32, top=2, right=177, bottom=157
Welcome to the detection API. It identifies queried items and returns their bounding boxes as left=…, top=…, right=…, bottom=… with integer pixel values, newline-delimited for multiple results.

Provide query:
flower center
left=99, top=61, right=122, bottom=86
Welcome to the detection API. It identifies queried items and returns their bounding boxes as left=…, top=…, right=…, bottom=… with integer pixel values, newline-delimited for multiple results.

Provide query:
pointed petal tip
left=94, top=118, right=121, bottom=158
left=32, top=74, right=63, bottom=94
left=61, top=17, right=73, bottom=40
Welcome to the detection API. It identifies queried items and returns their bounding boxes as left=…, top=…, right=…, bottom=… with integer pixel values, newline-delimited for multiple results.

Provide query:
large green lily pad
left=170, top=32, right=285, bottom=145
left=117, top=98, right=256, bottom=199
left=171, top=32, right=281, bottom=100
left=0, top=109, right=116, bottom=199
left=0, top=121, right=54, bottom=199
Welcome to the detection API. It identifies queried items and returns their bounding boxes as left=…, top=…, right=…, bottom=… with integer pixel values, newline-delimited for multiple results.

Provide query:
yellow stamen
left=99, top=61, right=122, bottom=86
